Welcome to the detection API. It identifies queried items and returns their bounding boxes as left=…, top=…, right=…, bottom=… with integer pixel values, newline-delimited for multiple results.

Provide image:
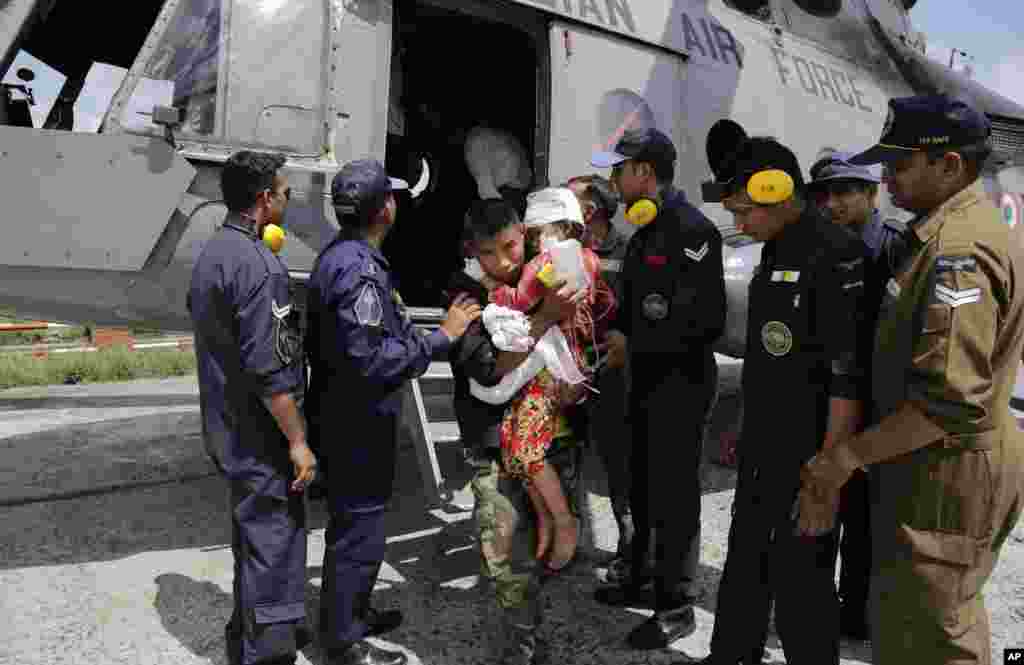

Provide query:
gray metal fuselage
left=1, top=0, right=1023, bottom=357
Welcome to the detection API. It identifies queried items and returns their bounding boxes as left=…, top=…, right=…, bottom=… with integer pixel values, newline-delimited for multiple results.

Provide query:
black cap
left=331, top=159, right=409, bottom=217
left=850, top=94, right=991, bottom=165
left=703, top=136, right=805, bottom=203
left=809, top=150, right=882, bottom=186
left=591, top=127, right=677, bottom=177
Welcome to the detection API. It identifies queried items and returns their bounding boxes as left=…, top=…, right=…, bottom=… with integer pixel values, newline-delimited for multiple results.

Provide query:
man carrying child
left=445, top=196, right=597, bottom=665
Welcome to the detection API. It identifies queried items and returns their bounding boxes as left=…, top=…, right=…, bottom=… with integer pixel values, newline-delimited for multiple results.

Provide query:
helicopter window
left=119, top=0, right=222, bottom=137
left=116, top=0, right=329, bottom=153
left=791, top=0, right=843, bottom=18
left=724, top=0, right=773, bottom=22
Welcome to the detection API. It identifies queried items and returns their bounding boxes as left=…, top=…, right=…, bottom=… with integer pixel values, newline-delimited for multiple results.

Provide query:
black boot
left=626, top=605, right=696, bottom=650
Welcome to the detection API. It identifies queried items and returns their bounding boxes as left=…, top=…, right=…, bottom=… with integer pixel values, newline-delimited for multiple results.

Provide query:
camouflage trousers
left=469, top=436, right=584, bottom=663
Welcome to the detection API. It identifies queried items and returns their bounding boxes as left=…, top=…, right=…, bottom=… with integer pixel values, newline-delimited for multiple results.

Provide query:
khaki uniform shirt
left=851, top=179, right=1024, bottom=463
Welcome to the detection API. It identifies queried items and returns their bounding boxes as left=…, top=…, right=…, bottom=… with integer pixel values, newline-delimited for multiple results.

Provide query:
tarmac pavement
left=1, top=363, right=1021, bottom=665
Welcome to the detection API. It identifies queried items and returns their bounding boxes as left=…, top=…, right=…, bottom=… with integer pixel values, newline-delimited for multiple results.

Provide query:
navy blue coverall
left=304, top=230, right=451, bottom=653
left=188, top=221, right=309, bottom=665
left=617, top=188, right=726, bottom=610
left=708, top=208, right=870, bottom=665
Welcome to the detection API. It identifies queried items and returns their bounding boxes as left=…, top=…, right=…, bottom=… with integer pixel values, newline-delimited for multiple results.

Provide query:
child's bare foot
left=547, top=514, right=578, bottom=572
left=535, top=509, right=553, bottom=560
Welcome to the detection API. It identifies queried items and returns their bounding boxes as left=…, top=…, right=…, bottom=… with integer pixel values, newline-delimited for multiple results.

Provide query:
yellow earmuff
left=747, top=169, right=795, bottom=205
left=625, top=198, right=659, bottom=227
left=262, top=224, right=286, bottom=253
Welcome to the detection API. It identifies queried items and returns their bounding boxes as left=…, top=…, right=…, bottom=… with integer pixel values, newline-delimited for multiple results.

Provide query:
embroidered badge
left=271, top=299, right=299, bottom=366
left=684, top=242, right=709, bottom=262
left=642, top=293, right=670, bottom=321
left=771, top=270, right=800, bottom=283
left=935, top=255, right=977, bottom=274
left=934, top=284, right=981, bottom=308
left=600, top=258, right=623, bottom=273
left=761, top=321, right=793, bottom=357
left=354, top=283, right=384, bottom=326
left=271, top=299, right=292, bottom=320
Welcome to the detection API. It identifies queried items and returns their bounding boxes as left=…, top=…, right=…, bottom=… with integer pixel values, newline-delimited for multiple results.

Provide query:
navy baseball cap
left=849, top=95, right=991, bottom=165
left=591, top=127, right=677, bottom=174
left=331, top=159, right=409, bottom=216
left=702, top=136, right=805, bottom=203
left=809, top=150, right=881, bottom=186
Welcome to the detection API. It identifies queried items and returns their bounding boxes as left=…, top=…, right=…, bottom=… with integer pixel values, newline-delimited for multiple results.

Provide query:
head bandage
left=523, top=187, right=585, bottom=228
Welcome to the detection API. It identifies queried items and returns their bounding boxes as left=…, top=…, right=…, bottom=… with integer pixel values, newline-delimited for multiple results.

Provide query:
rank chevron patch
left=271, top=299, right=292, bottom=320
left=684, top=241, right=709, bottom=262
left=934, top=284, right=981, bottom=308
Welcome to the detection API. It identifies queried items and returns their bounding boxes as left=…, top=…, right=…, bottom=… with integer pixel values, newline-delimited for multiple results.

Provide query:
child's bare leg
left=530, top=464, right=577, bottom=569
left=527, top=483, right=554, bottom=560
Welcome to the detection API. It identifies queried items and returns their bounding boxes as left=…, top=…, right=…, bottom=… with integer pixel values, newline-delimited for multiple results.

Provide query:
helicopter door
left=547, top=22, right=690, bottom=201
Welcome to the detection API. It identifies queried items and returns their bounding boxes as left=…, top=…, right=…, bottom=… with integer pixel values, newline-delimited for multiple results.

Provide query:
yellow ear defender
left=262, top=224, right=286, bottom=253
left=746, top=169, right=795, bottom=205
left=625, top=198, right=659, bottom=226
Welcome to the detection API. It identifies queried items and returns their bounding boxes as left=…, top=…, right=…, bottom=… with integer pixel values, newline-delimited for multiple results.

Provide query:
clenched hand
left=289, top=441, right=317, bottom=493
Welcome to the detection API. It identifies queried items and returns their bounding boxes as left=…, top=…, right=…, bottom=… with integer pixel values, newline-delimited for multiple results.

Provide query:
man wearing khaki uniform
left=795, top=94, right=1024, bottom=665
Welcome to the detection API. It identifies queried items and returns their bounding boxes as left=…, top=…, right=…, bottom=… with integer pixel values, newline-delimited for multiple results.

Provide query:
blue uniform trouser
left=320, top=503, right=388, bottom=653
left=226, top=474, right=310, bottom=665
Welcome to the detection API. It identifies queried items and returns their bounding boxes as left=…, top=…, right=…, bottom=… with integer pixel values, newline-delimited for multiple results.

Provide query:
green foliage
left=0, top=325, right=88, bottom=347
left=0, top=347, right=197, bottom=389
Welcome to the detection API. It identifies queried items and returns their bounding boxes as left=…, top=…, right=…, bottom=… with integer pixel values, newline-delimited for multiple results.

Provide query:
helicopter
left=2, top=0, right=1023, bottom=501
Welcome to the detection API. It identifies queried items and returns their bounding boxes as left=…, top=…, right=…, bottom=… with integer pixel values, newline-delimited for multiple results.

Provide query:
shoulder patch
left=271, top=299, right=300, bottom=366
left=684, top=241, right=709, bottom=262
left=354, top=282, right=384, bottom=327
left=271, top=299, right=292, bottom=320
left=771, top=270, right=800, bottom=283
left=934, top=283, right=981, bottom=308
left=935, top=255, right=977, bottom=274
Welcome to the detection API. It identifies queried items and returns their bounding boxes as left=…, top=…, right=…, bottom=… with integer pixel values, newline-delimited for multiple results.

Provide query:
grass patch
left=0, top=326, right=88, bottom=347
left=0, top=347, right=196, bottom=389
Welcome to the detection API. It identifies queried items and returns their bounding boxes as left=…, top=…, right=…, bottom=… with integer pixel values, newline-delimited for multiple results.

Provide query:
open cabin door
left=547, top=21, right=690, bottom=195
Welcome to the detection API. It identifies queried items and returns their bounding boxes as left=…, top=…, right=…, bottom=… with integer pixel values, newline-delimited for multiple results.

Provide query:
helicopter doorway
left=383, top=0, right=549, bottom=309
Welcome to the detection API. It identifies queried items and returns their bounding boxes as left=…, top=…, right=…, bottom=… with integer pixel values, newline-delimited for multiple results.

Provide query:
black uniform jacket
left=617, top=188, right=727, bottom=358
left=741, top=207, right=871, bottom=475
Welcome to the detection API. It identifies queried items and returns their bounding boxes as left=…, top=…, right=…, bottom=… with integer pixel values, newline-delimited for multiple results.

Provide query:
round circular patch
left=642, top=293, right=670, bottom=321
left=1001, top=192, right=1019, bottom=229
left=761, top=320, right=793, bottom=357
